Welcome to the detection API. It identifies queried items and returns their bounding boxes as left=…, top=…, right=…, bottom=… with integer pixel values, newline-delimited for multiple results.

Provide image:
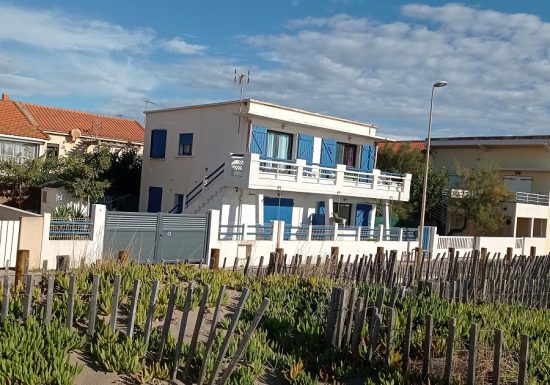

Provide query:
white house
left=139, top=99, right=412, bottom=232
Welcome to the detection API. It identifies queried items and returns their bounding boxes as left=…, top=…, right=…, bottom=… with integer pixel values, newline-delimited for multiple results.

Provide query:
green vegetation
left=0, top=262, right=548, bottom=384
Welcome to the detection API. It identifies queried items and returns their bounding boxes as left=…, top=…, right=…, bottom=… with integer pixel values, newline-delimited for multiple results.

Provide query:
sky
left=1, top=1, right=550, bottom=139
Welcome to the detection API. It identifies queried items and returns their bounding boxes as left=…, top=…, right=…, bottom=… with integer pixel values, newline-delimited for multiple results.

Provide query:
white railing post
left=356, top=226, right=362, bottom=241
left=248, top=152, right=260, bottom=183
left=295, top=159, right=305, bottom=183
left=241, top=224, right=248, bottom=241
left=398, top=228, right=404, bottom=242
left=335, top=164, right=346, bottom=189
left=378, top=224, right=384, bottom=242
left=90, top=204, right=106, bottom=265
left=333, top=223, right=338, bottom=241
left=372, top=169, right=381, bottom=190
left=307, top=225, right=312, bottom=241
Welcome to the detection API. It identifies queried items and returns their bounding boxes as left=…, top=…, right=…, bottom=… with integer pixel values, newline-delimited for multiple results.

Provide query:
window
left=265, top=131, right=292, bottom=160
left=0, top=140, right=38, bottom=163
left=46, top=144, right=59, bottom=158
left=336, top=142, right=357, bottom=167
left=178, top=133, right=193, bottom=156
left=174, top=194, right=185, bottom=214
left=150, top=129, right=167, bottom=158
left=333, top=202, right=352, bottom=226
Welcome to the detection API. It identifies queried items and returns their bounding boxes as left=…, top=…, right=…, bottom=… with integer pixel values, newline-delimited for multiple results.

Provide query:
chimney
left=1, top=92, right=9, bottom=101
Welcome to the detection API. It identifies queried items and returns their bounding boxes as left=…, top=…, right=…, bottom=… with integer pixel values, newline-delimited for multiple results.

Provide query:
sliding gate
left=104, top=211, right=210, bottom=263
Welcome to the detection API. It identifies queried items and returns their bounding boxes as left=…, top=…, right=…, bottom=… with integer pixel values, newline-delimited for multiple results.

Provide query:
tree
left=376, top=142, right=449, bottom=227
left=447, top=164, right=510, bottom=235
left=0, top=156, right=59, bottom=208
left=59, top=147, right=112, bottom=204
left=103, top=146, right=142, bottom=210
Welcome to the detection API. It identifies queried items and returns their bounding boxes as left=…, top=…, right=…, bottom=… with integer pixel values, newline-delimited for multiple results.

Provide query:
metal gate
left=104, top=211, right=209, bottom=263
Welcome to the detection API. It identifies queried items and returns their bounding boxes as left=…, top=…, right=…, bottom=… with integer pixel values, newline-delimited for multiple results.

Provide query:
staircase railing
left=185, top=162, right=226, bottom=208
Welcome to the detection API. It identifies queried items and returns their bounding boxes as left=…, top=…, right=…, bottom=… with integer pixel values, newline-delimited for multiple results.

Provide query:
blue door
left=355, top=203, right=372, bottom=226
left=264, top=197, right=293, bottom=239
left=147, top=186, right=163, bottom=213
left=312, top=201, right=325, bottom=225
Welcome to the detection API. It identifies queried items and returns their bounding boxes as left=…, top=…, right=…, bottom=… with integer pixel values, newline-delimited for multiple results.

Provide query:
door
left=147, top=186, right=163, bottom=213
left=355, top=203, right=372, bottom=227
left=264, top=197, right=293, bottom=239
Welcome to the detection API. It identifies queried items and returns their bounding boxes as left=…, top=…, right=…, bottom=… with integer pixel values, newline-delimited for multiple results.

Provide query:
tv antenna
left=234, top=69, right=250, bottom=110
left=144, top=99, right=156, bottom=112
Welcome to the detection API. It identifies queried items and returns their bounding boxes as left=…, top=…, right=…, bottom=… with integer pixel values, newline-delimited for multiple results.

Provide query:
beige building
left=140, top=99, right=412, bottom=231
left=430, top=136, right=550, bottom=245
left=0, top=91, right=144, bottom=163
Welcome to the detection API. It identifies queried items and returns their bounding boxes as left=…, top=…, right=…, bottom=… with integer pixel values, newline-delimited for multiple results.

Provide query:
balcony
left=512, top=191, right=549, bottom=206
left=226, top=153, right=411, bottom=201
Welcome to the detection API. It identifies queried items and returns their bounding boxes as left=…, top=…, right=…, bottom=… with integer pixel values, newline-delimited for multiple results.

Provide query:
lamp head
left=433, top=81, right=447, bottom=88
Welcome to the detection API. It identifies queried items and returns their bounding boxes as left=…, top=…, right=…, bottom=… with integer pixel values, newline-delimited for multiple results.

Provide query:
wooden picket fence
left=325, top=286, right=532, bottom=385
left=0, top=273, right=269, bottom=385
left=229, top=248, right=550, bottom=309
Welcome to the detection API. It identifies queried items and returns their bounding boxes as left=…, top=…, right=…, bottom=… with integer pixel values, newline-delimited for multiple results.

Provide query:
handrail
left=185, top=162, right=226, bottom=208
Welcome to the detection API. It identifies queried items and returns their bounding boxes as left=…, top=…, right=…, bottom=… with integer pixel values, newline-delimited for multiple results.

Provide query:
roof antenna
left=144, top=99, right=156, bottom=112
left=234, top=69, right=250, bottom=134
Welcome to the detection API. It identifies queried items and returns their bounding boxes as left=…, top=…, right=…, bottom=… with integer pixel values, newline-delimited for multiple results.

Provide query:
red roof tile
left=0, top=98, right=49, bottom=140
left=377, top=140, right=425, bottom=151
left=23, top=103, right=144, bottom=143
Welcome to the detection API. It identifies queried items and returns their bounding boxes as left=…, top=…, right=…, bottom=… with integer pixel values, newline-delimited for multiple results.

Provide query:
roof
left=0, top=92, right=144, bottom=143
left=430, top=135, right=550, bottom=148
left=377, top=140, right=425, bottom=151
left=0, top=97, right=49, bottom=140
left=146, top=98, right=378, bottom=129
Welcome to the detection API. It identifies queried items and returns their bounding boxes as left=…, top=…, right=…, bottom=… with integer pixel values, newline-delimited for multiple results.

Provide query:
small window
left=336, top=142, right=357, bottom=167
left=150, top=129, right=167, bottom=159
left=333, top=202, right=352, bottom=226
left=42, top=190, right=48, bottom=203
left=174, top=194, right=185, bottom=214
left=46, top=144, right=59, bottom=158
left=178, top=133, right=193, bottom=156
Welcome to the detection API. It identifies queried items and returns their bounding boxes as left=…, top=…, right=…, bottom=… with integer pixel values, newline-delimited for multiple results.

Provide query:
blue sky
left=1, top=1, right=550, bottom=138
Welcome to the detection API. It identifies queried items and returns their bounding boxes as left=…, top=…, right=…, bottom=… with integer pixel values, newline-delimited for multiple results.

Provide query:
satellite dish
left=70, top=128, right=81, bottom=142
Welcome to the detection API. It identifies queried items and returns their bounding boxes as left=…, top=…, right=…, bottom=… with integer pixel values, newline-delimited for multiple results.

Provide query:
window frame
left=178, top=133, right=194, bottom=157
left=46, top=144, right=59, bottom=158
left=336, top=142, right=357, bottom=167
left=265, top=130, right=293, bottom=160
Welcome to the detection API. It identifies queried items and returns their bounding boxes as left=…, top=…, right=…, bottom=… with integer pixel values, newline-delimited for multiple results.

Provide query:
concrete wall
left=19, top=216, right=44, bottom=269
left=0, top=204, right=41, bottom=220
left=40, top=187, right=89, bottom=215
left=40, top=205, right=106, bottom=269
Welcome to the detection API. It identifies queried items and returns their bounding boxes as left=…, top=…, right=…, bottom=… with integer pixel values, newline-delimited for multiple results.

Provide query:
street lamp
left=418, top=81, right=447, bottom=261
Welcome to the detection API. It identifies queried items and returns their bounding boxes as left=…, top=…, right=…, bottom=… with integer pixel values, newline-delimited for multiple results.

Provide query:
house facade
left=0, top=92, right=144, bottom=163
left=430, top=136, right=550, bottom=246
left=139, top=99, right=411, bottom=231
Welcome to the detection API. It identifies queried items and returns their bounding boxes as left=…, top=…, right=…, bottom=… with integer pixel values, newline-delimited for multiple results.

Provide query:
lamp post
left=418, top=81, right=447, bottom=261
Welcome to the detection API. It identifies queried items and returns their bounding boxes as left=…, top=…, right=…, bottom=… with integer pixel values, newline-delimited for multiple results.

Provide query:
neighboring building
left=0, top=91, right=144, bottom=163
left=139, top=99, right=412, bottom=230
left=430, top=135, right=550, bottom=244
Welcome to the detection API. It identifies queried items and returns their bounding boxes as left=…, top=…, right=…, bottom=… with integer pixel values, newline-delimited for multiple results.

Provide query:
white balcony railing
left=227, top=153, right=412, bottom=201
left=514, top=191, right=549, bottom=206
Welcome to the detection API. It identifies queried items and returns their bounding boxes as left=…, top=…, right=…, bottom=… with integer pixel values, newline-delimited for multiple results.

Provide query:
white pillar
left=356, top=227, right=362, bottom=241
left=207, top=209, right=221, bottom=258
left=41, top=212, right=51, bottom=269
left=256, top=193, right=264, bottom=225
left=378, top=224, right=384, bottom=242
left=333, top=223, right=338, bottom=241
left=326, top=197, right=334, bottom=225
left=368, top=204, right=377, bottom=230
left=90, top=204, right=106, bottom=265
left=383, top=201, right=390, bottom=230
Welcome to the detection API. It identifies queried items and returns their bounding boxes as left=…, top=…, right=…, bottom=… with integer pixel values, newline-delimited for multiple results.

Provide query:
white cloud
left=0, top=4, right=154, bottom=53
left=162, top=38, right=207, bottom=55
left=1, top=2, right=550, bottom=139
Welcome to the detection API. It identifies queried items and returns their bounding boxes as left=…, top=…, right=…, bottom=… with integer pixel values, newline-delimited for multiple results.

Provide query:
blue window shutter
left=249, top=126, right=267, bottom=156
left=147, top=186, right=163, bottom=213
left=320, top=138, right=336, bottom=167
left=360, top=144, right=376, bottom=172
left=355, top=203, right=372, bottom=226
left=180, top=133, right=193, bottom=145
left=297, top=134, right=314, bottom=164
left=150, top=129, right=167, bottom=158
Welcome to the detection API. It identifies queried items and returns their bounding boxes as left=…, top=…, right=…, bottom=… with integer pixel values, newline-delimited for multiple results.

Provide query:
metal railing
left=437, top=236, right=475, bottom=250
left=49, top=218, right=93, bottom=240
left=311, top=225, right=335, bottom=241
left=247, top=224, right=274, bottom=240
left=218, top=224, right=243, bottom=240
left=514, top=192, right=549, bottom=206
